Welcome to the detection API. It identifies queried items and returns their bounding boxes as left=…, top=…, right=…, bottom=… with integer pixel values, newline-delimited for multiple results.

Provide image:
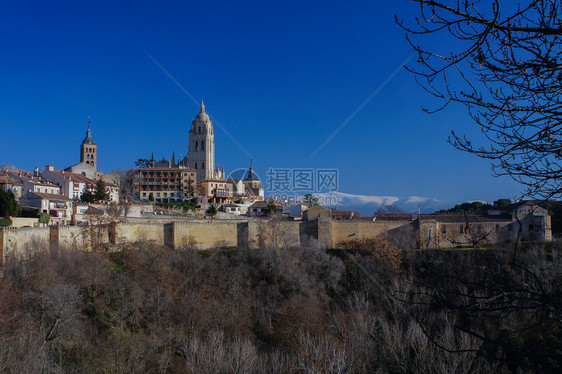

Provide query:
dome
left=195, top=101, right=210, bottom=122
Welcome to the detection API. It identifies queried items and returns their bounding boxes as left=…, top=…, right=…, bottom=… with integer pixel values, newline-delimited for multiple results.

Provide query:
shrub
left=336, top=236, right=403, bottom=273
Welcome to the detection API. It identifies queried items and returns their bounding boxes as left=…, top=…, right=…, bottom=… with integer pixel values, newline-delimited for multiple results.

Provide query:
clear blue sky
left=0, top=0, right=524, bottom=205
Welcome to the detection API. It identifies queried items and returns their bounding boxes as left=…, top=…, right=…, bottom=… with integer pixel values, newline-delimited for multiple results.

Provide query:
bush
left=336, top=236, right=403, bottom=273
left=0, top=218, right=13, bottom=226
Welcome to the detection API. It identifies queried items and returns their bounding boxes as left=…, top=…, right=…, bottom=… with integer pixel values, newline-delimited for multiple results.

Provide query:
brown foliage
left=336, top=236, right=403, bottom=273
left=1, top=240, right=547, bottom=372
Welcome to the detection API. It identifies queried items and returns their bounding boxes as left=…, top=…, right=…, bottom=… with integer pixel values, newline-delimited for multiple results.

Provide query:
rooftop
left=26, top=192, right=73, bottom=201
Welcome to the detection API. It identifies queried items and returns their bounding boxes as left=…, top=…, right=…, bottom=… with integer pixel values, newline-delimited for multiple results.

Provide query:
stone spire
left=200, top=100, right=205, bottom=113
left=82, top=117, right=96, bottom=145
left=245, top=159, right=258, bottom=181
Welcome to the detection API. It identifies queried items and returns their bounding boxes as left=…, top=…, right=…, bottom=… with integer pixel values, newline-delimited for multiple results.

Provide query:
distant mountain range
left=314, top=191, right=449, bottom=216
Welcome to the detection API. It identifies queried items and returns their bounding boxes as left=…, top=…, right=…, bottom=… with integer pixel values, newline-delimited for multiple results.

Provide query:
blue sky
left=0, top=0, right=524, bottom=206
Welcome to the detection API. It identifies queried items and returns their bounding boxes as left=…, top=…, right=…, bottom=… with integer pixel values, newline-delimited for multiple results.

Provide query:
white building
left=42, top=169, right=119, bottom=203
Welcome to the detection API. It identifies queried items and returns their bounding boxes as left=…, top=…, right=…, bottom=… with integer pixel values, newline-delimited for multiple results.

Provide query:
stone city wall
left=331, top=220, right=418, bottom=248
left=0, top=226, right=51, bottom=265
left=173, top=221, right=240, bottom=249
left=3, top=216, right=536, bottom=264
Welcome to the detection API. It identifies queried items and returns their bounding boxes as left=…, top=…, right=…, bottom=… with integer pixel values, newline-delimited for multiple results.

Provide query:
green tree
left=135, top=159, right=152, bottom=168
left=303, top=194, right=319, bottom=207
left=81, top=191, right=96, bottom=203
left=38, top=212, right=50, bottom=225
left=0, top=189, right=18, bottom=217
left=493, top=198, right=511, bottom=208
left=148, top=193, right=154, bottom=202
left=185, top=178, right=195, bottom=200
left=206, top=204, right=217, bottom=216
left=94, top=180, right=110, bottom=202
left=266, top=199, right=279, bottom=215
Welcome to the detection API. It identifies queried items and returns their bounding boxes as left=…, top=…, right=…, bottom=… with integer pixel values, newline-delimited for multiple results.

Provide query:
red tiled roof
left=49, top=170, right=96, bottom=184
left=48, top=170, right=118, bottom=187
left=377, top=214, right=413, bottom=221
left=249, top=201, right=268, bottom=208
left=27, top=192, right=73, bottom=201
left=5, top=171, right=57, bottom=186
left=136, top=167, right=196, bottom=172
left=418, top=214, right=512, bottom=222
left=353, top=216, right=376, bottom=221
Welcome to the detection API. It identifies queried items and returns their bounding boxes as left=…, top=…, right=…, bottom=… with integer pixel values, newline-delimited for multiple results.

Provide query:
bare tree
left=397, top=0, right=562, bottom=198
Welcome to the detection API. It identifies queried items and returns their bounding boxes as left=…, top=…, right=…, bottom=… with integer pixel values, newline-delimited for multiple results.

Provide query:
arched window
left=201, top=142, right=204, bottom=151
left=202, top=162, right=205, bottom=169
left=199, top=127, right=201, bottom=133
left=195, top=162, right=197, bottom=169
left=195, top=141, right=198, bottom=151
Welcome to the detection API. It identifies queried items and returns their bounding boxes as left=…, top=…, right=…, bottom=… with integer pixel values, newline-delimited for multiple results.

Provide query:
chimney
left=46, top=165, right=54, bottom=171
left=34, top=167, right=39, bottom=176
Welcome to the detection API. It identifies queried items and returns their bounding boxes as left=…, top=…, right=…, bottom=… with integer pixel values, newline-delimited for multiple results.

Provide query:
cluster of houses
left=0, top=164, right=119, bottom=226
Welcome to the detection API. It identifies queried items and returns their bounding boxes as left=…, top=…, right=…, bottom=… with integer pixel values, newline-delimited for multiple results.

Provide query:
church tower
left=188, top=101, right=222, bottom=182
left=80, top=118, right=97, bottom=171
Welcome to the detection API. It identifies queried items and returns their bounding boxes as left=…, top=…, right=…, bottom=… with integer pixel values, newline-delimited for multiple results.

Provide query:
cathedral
left=136, top=101, right=264, bottom=204
left=187, top=101, right=225, bottom=182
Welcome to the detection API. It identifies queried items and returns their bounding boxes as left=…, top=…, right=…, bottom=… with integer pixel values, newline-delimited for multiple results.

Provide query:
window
left=495, top=224, right=500, bottom=233
left=156, top=193, right=160, bottom=197
left=195, top=162, right=197, bottom=169
left=442, top=225, right=446, bottom=234
left=202, top=162, right=204, bottom=169
left=477, top=225, right=482, bottom=233
left=460, top=224, right=464, bottom=234
left=201, top=142, right=204, bottom=151
left=195, top=141, right=199, bottom=151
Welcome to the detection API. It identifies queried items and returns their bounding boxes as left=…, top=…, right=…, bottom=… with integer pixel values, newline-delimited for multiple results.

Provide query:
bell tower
left=188, top=101, right=215, bottom=182
left=80, top=117, right=97, bottom=171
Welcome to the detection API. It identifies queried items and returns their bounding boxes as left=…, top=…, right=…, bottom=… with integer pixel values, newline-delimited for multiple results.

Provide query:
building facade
left=137, top=167, right=197, bottom=203
left=19, top=192, right=73, bottom=225
left=198, top=179, right=234, bottom=205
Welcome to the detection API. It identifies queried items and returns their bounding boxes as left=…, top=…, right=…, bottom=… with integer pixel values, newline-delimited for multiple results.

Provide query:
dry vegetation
left=0, top=238, right=559, bottom=373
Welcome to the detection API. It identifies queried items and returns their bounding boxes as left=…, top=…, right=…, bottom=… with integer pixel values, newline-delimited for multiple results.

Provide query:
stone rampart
left=1, top=226, right=51, bottom=264
left=331, top=220, right=417, bottom=248
left=1, top=219, right=425, bottom=263
left=173, top=221, right=241, bottom=249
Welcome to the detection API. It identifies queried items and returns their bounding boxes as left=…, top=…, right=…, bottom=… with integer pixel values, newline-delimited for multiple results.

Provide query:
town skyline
left=0, top=0, right=525, bottom=207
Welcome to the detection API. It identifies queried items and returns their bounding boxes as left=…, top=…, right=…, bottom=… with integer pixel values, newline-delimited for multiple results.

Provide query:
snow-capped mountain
left=314, top=191, right=448, bottom=216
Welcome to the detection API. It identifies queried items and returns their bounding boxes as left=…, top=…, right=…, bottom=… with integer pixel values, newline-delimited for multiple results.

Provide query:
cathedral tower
left=80, top=118, right=97, bottom=171
left=188, top=101, right=223, bottom=182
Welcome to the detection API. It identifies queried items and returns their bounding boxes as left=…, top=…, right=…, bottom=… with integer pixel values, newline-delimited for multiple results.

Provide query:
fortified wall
left=2, top=214, right=542, bottom=265
left=0, top=218, right=419, bottom=265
